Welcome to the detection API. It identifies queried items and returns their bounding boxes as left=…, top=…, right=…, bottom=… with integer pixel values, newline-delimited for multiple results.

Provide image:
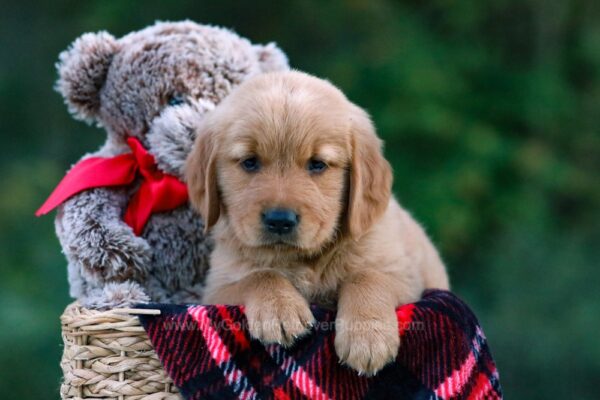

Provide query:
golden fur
left=186, top=70, right=449, bottom=375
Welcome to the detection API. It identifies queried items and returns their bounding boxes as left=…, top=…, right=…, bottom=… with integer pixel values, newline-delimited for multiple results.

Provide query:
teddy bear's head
left=56, top=20, right=288, bottom=176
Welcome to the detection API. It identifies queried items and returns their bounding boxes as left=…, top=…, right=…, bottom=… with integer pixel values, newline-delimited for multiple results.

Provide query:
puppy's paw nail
left=247, top=297, right=314, bottom=347
left=334, top=316, right=400, bottom=376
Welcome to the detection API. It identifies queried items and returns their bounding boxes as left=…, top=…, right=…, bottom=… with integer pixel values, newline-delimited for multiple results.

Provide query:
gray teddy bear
left=43, top=21, right=289, bottom=308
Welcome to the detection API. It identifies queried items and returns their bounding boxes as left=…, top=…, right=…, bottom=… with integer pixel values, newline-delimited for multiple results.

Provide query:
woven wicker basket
left=60, top=302, right=181, bottom=399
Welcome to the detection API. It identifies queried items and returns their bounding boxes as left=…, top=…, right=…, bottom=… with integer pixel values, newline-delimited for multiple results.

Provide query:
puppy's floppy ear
left=55, top=32, right=120, bottom=123
left=346, top=106, right=393, bottom=239
left=185, top=122, right=221, bottom=232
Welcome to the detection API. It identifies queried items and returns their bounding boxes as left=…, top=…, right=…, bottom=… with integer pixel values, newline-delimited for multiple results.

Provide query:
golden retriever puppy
left=185, top=70, right=449, bottom=375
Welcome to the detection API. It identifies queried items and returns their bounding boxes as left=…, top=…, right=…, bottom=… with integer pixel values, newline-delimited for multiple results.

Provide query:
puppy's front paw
left=335, top=311, right=400, bottom=376
left=246, top=293, right=315, bottom=347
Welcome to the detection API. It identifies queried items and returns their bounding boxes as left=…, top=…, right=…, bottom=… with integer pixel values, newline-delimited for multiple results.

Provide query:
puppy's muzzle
left=261, top=208, right=299, bottom=235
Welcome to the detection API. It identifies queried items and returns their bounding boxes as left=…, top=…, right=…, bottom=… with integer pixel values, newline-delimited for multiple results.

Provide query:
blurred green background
left=1, top=1, right=598, bottom=398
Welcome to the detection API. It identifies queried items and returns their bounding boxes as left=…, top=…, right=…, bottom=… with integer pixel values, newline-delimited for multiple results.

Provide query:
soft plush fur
left=53, top=21, right=289, bottom=308
left=185, top=71, right=449, bottom=376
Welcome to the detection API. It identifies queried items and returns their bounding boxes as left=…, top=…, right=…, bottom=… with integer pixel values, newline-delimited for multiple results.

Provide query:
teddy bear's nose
left=261, top=208, right=299, bottom=235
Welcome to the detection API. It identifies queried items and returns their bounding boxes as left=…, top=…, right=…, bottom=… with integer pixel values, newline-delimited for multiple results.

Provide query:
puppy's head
left=185, top=71, right=392, bottom=253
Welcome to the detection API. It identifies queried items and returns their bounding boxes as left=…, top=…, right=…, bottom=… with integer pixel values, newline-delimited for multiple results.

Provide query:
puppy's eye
left=241, top=157, right=261, bottom=172
left=307, top=158, right=328, bottom=174
left=167, top=92, right=185, bottom=106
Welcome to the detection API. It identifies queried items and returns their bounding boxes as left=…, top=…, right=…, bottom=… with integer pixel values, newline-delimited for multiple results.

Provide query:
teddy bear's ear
left=254, top=42, right=289, bottom=73
left=55, top=32, right=120, bottom=123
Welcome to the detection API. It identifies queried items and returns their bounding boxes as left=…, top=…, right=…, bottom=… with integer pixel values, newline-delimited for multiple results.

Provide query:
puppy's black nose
left=262, top=208, right=299, bottom=235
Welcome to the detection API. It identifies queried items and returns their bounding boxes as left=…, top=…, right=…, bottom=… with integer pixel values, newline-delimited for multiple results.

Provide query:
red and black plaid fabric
left=137, top=290, right=502, bottom=399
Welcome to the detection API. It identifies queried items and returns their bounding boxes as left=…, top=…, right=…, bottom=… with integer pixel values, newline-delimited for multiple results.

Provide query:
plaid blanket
left=137, top=290, right=502, bottom=399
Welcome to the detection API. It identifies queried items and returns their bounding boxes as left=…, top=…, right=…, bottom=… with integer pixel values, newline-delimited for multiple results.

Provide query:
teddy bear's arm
left=56, top=186, right=151, bottom=282
left=55, top=140, right=152, bottom=288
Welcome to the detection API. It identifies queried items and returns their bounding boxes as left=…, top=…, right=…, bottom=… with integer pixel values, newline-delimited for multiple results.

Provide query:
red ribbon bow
left=36, top=137, right=189, bottom=235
